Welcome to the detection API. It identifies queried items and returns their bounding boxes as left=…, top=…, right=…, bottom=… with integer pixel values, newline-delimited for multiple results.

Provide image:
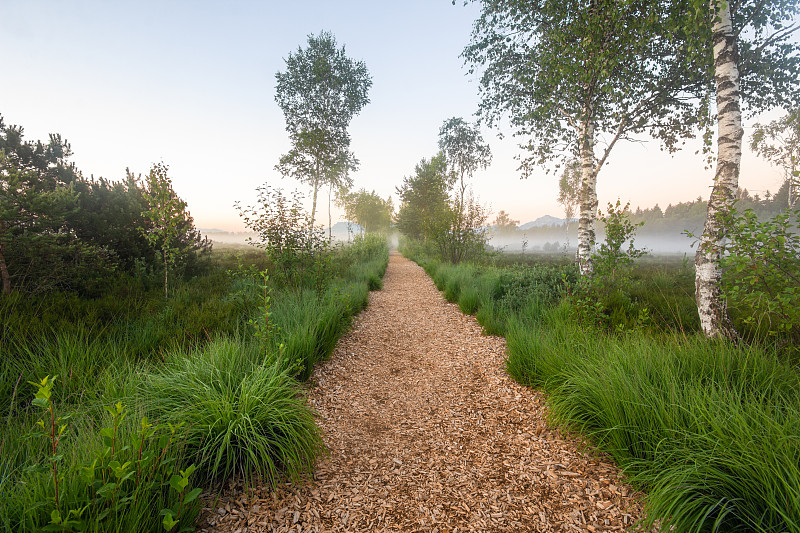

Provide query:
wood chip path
left=200, top=252, right=647, bottom=532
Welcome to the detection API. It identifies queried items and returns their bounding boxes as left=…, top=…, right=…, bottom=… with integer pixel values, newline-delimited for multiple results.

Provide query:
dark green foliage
left=0, top=117, right=210, bottom=298
left=0, top=118, right=112, bottom=296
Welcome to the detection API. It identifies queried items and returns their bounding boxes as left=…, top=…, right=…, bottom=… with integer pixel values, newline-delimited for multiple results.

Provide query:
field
left=0, top=235, right=389, bottom=532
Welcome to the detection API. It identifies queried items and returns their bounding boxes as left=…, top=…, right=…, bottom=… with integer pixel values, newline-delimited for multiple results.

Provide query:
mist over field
left=202, top=222, right=368, bottom=247
left=488, top=225, right=699, bottom=256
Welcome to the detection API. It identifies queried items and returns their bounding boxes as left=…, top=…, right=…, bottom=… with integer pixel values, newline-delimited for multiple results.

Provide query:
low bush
left=1, top=377, right=200, bottom=533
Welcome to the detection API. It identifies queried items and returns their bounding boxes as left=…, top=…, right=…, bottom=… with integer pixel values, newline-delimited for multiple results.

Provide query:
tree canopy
left=461, top=0, right=707, bottom=274
left=0, top=115, right=209, bottom=297
left=395, top=153, right=451, bottom=243
left=274, top=31, right=372, bottom=229
left=338, top=189, right=393, bottom=234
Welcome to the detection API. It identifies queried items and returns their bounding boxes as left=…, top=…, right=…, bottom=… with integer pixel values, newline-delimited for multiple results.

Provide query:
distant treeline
left=629, top=181, right=793, bottom=234
left=491, top=181, right=794, bottom=254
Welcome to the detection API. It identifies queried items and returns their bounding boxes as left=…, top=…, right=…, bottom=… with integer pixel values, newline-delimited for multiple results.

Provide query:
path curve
left=201, top=252, right=645, bottom=532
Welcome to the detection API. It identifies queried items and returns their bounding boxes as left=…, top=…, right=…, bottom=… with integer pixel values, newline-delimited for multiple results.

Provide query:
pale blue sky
left=0, top=1, right=786, bottom=231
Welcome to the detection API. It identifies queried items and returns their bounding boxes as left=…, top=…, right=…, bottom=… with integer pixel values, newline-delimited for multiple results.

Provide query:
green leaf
left=181, top=464, right=197, bottom=478
left=161, top=510, right=178, bottom=531
left=96, top=482, right=117, bottom=498
left=183, top=487, right=203, bottom=504
left=169, top=474, right=187, bottom=493
left=32, top=397, right=49, bottom=409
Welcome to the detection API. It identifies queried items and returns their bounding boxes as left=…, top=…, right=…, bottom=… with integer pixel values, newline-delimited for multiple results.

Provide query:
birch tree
left=462, top=0, right=705, bottom=275
left=141, top=162, right=193, bottom=298
left=275, top=31, right=372, bottom=230
left=438, top=117, right=492, bottom=207
left=438, top=117, right=492, bottom=261
left=684, top=0, right=800, bottom=338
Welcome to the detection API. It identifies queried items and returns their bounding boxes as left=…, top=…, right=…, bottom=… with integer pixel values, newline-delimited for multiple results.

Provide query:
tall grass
left=506, top=312, right=800, bottom=531
left=408, top=249, right=800, bottom=532
left=1, top=235, right=390, bottom=531
left=144, top=336, right=322, bottom=484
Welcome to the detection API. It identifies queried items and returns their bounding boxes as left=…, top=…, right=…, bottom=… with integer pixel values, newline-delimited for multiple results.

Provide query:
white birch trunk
left=576, top=116, right=598, bottom=276
left=310, top=162, right=320, bottom=231
left=694, top=0, right=742, bottom=338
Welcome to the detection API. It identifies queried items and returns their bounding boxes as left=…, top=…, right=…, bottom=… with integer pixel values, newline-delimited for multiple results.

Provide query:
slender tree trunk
left=694, top=0, right=742, bottom=339
left=576, top=116, right=598, bottom=276
left=0, top=221, right=10, bottom=295
left=310, top=175, right=319, bottom=232
left=328, top=181, right=333, bottom=241
left=163, top=251, right=169, bottom=299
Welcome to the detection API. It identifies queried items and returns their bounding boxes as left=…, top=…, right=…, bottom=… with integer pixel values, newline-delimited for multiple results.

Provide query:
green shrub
left=720, top=207, right=800, bottom=351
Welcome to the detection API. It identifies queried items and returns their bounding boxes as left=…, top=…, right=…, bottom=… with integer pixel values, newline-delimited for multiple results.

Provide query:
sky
left=0, top=1, right=790, bottom=232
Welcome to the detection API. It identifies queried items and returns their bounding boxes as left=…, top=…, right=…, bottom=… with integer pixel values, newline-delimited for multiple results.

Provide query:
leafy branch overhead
left=461, top=0, right=712, bottom=276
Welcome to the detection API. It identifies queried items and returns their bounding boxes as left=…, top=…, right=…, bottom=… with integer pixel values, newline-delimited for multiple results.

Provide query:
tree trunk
left=576, top=116, right=598, bottom=276
left=163, top=250, right=169, bottom=299
left=694, top=0, right=742, bottom=339
left=328, top=181, right=333, bottom=241
left=0, top=221, right=10, bottom=295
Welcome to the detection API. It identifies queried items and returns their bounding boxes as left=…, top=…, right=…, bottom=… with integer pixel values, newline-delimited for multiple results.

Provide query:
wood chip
left=199, top=252, right=653, bottom=532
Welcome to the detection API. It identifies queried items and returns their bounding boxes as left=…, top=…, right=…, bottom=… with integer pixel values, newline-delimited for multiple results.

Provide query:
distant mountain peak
left=519, top=215, right=565, bottom=230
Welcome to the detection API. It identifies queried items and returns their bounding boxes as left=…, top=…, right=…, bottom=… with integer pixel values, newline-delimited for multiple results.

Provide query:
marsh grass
left=507, top=314, right=800, bottom=531
left=144, top=336, right=322, bottom=484
left=1, top=236, right=389, bottom=531
left=408, top=249, right=800, bottom=532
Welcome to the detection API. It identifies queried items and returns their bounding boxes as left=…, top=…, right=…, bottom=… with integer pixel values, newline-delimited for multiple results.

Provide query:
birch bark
left=577, top=116, right=598, bottom=276
left=695, top=0, right=742, bottom=338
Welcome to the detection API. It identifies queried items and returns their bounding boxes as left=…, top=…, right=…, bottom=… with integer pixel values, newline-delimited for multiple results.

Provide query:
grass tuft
left=144, top=336, right=323, bottom=485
